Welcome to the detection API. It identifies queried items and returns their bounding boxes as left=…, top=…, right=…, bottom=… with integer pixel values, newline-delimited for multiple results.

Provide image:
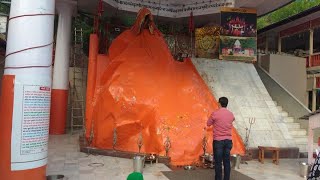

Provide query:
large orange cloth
left=86, top=8, right=245, bottom=165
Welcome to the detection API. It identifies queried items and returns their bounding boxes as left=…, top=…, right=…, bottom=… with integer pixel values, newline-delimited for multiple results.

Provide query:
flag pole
left=191, top=30, right=193, bottom=58
left=189, top=11, right=194, bottom=58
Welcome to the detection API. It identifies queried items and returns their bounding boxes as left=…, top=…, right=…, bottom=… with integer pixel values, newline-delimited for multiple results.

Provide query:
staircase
left=255, top=65, right=310, bottom=153
left=275, top=102, right=308, bottom=152
left=191, top=58, right=308, bottom=153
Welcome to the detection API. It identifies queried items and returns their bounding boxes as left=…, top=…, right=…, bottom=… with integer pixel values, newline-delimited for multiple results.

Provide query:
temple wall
left=259, top=54, right=307, bottom=105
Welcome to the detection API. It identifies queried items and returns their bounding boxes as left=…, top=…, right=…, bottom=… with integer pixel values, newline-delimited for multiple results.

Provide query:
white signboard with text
left=11, top=76, right=51, bottom=171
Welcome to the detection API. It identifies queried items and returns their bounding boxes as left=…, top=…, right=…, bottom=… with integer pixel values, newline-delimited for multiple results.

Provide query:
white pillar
left=0, top=0, right=55, bottom=179
left=265, top=35, right=269, bottom=54
left=309, top=29, right=314, bottom=67
left=278, top=34, right=282, bottom=53
left=50, top=0, right=76, bottom=134
left=308, top=115, right=320, bottom=164
left=308, top=118, right=314, bottom=164
left=310, top=29, right=314, bottom=56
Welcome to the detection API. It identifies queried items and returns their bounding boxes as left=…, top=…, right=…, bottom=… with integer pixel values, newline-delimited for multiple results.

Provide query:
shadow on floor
left=162, top=169, right=254, bottom=180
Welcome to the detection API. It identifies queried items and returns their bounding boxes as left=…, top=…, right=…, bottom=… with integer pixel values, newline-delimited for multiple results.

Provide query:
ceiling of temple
left=235, top=0, right=293, bottom=17
left=78, top=0, right=294, bottom=17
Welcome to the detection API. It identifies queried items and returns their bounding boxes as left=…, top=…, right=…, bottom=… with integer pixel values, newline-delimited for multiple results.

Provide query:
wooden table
left=258, top=146, right=280, bottom=165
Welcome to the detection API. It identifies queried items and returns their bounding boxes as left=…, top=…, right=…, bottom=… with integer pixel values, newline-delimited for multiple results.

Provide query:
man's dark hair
left=219, top=97, right=228, bottom=107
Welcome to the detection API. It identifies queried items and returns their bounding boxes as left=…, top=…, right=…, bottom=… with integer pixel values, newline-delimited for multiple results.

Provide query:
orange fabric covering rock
left=86, top=8, right=245, bottom=165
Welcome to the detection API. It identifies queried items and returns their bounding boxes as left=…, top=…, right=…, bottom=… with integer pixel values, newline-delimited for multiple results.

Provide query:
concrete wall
left=260, top=54, right=307, bottom=105
left=256, top=66, right=310, bottom=131
left=259, top=54, right=270, bottom=72
left=307, top=78, right=313, bottom=91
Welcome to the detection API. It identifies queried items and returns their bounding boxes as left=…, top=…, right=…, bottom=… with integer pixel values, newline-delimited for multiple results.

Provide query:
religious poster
left=220, top=7, right=257, bottom=61
left=220, top=36, right=257, bottom=61
left=220, top=7, right=257, bottom=37
left=195, top=26, right=221, bottom=59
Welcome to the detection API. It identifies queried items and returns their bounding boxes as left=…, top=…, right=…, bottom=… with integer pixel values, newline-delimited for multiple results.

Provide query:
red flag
left=189, top=11, right=194, bottom=33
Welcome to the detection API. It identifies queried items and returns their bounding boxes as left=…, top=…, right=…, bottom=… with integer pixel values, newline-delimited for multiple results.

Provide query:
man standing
left=207, top=97, right=235, bottom=180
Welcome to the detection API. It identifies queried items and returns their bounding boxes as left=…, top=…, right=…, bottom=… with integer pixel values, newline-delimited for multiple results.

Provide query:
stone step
left=293, top=136, right=308, bottom=144
left=286, top=123, right=301, bottom=129
left=283, top=117, right=295, bottom=123
left=289, top=129, right=307, bottom=136
left=297, top=144, right=308, bottom=152
left=281, top=111, right=288, bottom=117
left=277, top=106, right=283, bottom=112
left=273, top=101, right=277, bottom=106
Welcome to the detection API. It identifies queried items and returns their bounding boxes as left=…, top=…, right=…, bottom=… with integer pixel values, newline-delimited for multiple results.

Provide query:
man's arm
left=232, top=113, right=235, bottom=122
left=207, top=112, right=215, bottom=127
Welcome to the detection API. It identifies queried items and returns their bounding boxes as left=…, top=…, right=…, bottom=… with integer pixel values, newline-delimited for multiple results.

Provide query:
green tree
left=73, top=13, right=94, bottom=56
left=258, top=0, right=320, bottom=30
left=0, top=1, right=10, bottom=15
left=241, top=38, right=256, bottom=49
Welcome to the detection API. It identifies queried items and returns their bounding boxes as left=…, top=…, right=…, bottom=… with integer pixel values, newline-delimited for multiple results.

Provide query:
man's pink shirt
left=207, top=108, right=235, bottom=141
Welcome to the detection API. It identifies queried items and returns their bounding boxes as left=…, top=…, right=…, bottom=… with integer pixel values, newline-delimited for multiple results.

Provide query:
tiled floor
left=47, top=134, right=170, bottom=180
left=47, top=134, right=309, bottom=180
left=237, top=159, right=307, bottom=180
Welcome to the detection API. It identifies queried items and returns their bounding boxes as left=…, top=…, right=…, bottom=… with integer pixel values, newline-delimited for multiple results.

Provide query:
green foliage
left=0, top=1, right=10, bottom=15
left=241, top=38, right=256, bottom=50
left=220, top=37, right=235, bottom=48
left=73, top=13, right=94, bottom=56
left=258, top=0, right=320, bottom=30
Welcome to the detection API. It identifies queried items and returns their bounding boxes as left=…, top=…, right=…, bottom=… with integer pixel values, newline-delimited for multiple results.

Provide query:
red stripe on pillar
left=49, top=89, right=68, bottom=135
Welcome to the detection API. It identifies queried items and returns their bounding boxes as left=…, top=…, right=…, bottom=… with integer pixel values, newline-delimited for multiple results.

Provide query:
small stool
left=258, top=146, right=280, bottom=165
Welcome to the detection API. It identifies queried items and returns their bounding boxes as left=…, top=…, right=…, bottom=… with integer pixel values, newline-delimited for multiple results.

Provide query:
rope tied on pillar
left=1, top=13, right=55, bottom=68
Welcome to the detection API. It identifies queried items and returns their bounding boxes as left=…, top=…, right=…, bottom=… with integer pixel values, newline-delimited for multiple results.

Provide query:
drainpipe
left=0, top=0, right=55, bottom=179
left=50, top=0, right=76, bottom=134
